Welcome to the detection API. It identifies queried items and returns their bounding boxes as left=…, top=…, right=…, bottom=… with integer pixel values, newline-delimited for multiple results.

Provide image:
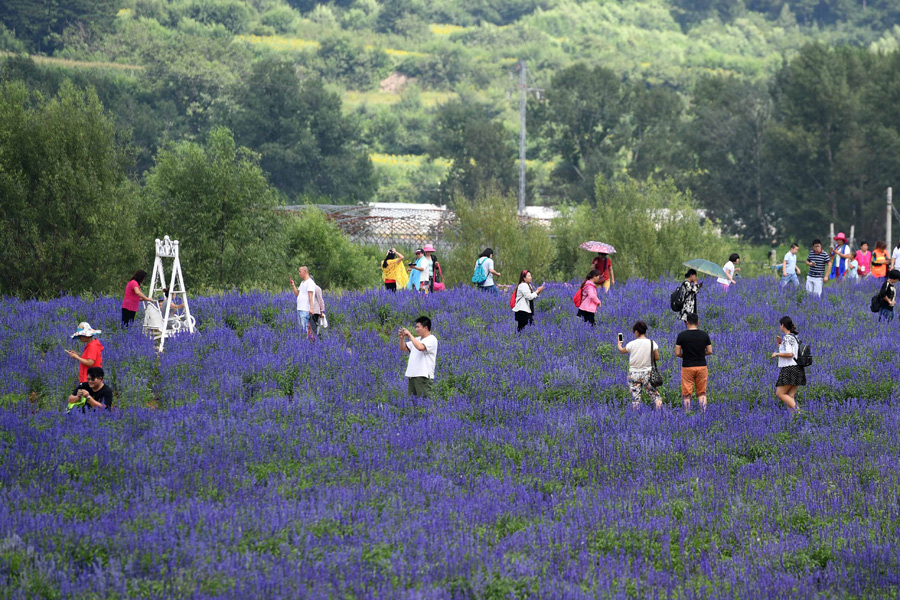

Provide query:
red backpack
left=510, top=286, right=517, bottom=309
left=573, top=283, right=585, bottom=308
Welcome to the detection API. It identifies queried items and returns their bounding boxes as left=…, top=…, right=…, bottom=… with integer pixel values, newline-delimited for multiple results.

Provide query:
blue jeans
left=780, top=273, right=800, bottom=288
left=479, top=284, right=498, bottom=294
left=879, top=308, right=894, bottom=322
left=297, top=310, right=310, bottom=335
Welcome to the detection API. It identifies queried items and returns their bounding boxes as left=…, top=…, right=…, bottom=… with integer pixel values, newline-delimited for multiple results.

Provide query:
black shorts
left=385, top=282, right=397, bottom=291
left=122, top=308, right=137, bottom=327
left=578, top=309, right=595, bottom=326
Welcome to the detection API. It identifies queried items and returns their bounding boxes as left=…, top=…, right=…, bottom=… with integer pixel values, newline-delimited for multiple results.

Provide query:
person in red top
left=590, top=253, right=615, bottom=292
left=122, top=270, right=153, bottom=327
left=65, top=322, right=104, bottom=383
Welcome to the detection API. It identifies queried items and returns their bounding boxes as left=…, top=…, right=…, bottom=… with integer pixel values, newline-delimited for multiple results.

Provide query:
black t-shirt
left=675, top=329, right=712, bottom=368
left=73, top=382, right=114, bottom=410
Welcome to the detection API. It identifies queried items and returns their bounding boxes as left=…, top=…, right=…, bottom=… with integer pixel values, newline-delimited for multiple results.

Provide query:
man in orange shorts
left=674, top=313, right=712, bottom=411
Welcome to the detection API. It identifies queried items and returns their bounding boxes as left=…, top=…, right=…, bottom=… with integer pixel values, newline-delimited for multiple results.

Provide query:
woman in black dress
left=771, top=315, right=805, bottom=414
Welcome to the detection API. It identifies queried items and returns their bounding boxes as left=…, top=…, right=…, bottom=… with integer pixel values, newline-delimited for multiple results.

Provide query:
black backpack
left=670, top=285, right=684, bottom=312
left=790, top=334, right=813, bottom=368
left=870, top=283, right=887, bottom=313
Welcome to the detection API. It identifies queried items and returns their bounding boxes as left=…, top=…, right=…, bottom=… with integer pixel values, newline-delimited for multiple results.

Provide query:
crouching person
left=67, top=367, right=114, bottom=414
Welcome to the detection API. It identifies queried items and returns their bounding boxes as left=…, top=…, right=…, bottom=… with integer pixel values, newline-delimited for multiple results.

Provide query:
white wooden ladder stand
left=142, top=236, right=195, bottom=352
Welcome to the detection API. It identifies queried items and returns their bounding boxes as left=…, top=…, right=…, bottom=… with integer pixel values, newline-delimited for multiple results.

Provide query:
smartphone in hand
left=617, top=333, right=624, bottom=343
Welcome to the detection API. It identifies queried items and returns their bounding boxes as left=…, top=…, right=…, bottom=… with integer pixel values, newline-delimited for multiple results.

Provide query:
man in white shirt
left=476, top=248, right=501, bottom=294
left=780, top=243, right=801, bottom=288
left=290, top=266, right=315, bottom=339
left=399, top=316, right=438, bottom=398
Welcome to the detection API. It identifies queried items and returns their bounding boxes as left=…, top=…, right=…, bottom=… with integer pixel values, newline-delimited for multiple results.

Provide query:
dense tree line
left=3, top=0, right=900, bottom=289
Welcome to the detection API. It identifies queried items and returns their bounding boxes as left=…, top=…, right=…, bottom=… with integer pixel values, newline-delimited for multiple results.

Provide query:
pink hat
left=423, top=243, right=436, bottom=252
left=834, top=232, right=848, bottom=242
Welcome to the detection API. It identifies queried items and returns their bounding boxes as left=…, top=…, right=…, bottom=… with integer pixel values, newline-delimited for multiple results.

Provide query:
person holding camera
left=67, top=367, right=113, bottom=413
left=381, top=248, right=408, bottom=291
left=512, top=270, right=545, bottom=332
left=65, top=322, right=103, bottom=384
left=617, top=321, right=662, bottom=411
left=398, top=316, right=438, bottom=398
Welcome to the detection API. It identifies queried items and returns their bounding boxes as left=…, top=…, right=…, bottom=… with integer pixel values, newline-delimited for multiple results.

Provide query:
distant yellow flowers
left=430, top=24, right=465, bottom=36
left=236, top=35, right=320, bottom=51
left=236, top=35, right=426, bottom=57
left=371, top=154, right=450, bottom=169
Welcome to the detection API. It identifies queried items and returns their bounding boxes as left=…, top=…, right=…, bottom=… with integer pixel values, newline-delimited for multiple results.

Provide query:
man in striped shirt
left=805, top=239, right=830, bottom=297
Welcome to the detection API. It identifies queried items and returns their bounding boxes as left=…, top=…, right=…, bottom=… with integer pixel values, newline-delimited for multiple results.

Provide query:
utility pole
left=889, top=187, right=893, bottom=247
left=513, top=61, right=543, bottom=216
left=518, top=60, right=526, bottom=216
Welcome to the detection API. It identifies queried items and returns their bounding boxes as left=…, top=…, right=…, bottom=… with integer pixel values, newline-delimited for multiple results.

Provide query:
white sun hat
left=71, top=322, right=102, bottom=338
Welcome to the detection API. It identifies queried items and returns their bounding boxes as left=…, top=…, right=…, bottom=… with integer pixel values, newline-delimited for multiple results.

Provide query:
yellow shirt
left=382, top=258, right=409, bottom=288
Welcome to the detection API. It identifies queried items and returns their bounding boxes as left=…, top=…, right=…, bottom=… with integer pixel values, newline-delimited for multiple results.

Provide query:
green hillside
left=3, top=0, right=900, bottom=244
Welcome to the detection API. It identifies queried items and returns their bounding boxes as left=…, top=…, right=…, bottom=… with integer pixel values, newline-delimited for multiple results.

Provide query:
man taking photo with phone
left=399, top=316, right=438, bottom=398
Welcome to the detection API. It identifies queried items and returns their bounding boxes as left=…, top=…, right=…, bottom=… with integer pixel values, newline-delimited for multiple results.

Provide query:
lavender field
left=1, top=278, right=899, bottom=599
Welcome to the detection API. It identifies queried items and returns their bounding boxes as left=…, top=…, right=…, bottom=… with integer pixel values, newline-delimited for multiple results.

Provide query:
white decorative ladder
left=144, top=236, right=195, bottom=352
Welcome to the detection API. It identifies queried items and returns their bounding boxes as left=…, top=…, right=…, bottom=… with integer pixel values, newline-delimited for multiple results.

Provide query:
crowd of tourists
left=62, top=234, right=898, bottom=415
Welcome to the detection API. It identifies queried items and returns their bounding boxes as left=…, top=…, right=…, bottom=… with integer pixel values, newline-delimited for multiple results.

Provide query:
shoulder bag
left=648, top=339, right=664, bottom=388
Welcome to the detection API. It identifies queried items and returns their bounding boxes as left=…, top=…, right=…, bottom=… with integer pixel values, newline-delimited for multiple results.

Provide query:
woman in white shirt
left=616, top=321, right=662, bottom=411
left=771, top=315, right=805, bottom=414
left=512, top=270, right=545, bottom=332
left=716, top=253, right=740, bottom=290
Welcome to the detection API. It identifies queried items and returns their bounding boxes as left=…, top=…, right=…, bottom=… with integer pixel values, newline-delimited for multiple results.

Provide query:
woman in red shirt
left=122, top=270, right=153, bottom=327
left=65, top=322, right=104, bottom=384
left=590, top=253, right=615, bottom=292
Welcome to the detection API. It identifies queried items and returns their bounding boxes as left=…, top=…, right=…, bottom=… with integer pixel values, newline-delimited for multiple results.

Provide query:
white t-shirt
left=419, top=257, right=432, bottom=284
left=778, top=334, right=798, bottom=368
left=834, top=244, right=850, bottom=270
left=296, top=279, right=312, bottom=311
left=892, top=246, right=900, bottom=267
left=415, top=257, right=430, bottom=285
left=717, top=261, right=735, bottom=286
left=783, top=251, right=797, bottom=274
left=405, top=335, right=438, bottom=379
left=625, top=338, right=658, bottom=373
left=481, top=257, right=495, bottom=287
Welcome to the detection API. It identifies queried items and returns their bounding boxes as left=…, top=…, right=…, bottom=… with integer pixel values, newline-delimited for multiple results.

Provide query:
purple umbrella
left=579, top=241, right=617, bottom=254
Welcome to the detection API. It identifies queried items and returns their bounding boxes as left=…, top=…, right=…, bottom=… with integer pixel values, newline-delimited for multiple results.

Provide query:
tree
left=316, top=36, right=391, bottom=90
left=0, top=0, right=118, bottom=53
left=445, top=188, right=555, bottom=286
left=767, top=44, right=870, bottom=241
left=225, top=57, right=376, bottom=203
left=683, top=76, right=775, bottom=242
left=144, top=127, right=287, bottom=291
left=625, top=84, right=684, bottom=181
left=285, top=208, right=381, bottom=290
left=551, top=176, right=730, bottom=282
left=427, top=99, right=516, bottom=202
left=531, top=63, right=628, bottom=204
left=0, top=80, right=144, bottom=298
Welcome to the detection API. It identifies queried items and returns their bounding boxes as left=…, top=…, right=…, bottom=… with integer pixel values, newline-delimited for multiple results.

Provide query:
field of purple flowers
left=1, top=277, right=899, bottom=599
